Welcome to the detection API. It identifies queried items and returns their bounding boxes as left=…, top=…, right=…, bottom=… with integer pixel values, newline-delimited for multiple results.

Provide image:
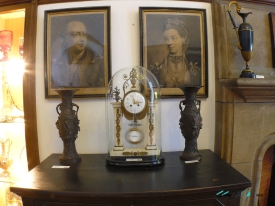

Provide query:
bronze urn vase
left=55, top=89, right=81, bottom=165
left=179, top=86, right=203, bottom=161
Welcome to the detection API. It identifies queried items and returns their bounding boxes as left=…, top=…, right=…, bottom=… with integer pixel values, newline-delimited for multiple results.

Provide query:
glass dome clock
left=105, top=66, right=164, bottom=166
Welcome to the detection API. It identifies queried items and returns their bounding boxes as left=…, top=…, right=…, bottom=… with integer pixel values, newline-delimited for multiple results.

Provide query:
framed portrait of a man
left=44, top=7, right=111, bottom=98
left=139, top=7, right=208, bottom=98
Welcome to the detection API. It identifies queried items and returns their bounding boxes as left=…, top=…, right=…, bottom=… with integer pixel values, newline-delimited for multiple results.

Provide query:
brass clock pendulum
left=127, top=116, right=143, bottom=144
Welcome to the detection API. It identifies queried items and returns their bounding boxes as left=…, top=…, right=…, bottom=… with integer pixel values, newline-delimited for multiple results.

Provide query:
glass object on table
left=0, top=138, right=12, bottom=177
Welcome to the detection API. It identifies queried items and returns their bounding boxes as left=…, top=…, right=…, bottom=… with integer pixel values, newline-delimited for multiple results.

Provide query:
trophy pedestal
left=240, top=64, right=255, bottom=78
left=240, top=68, right=255, bottom=78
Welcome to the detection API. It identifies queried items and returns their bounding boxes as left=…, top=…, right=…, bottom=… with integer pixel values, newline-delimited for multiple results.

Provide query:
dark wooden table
left=10, top=150, right=251, bottom=206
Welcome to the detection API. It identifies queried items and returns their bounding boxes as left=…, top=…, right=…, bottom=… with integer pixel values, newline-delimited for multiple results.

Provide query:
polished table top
left=10, top=149, right=251, bottom=200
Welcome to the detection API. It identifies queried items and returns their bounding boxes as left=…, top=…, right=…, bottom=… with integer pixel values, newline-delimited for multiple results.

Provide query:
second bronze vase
left=179, top=86, right=203, bottom=161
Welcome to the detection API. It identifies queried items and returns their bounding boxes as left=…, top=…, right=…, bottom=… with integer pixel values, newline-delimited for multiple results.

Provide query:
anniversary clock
left=106, top=67, right=164, bottom=166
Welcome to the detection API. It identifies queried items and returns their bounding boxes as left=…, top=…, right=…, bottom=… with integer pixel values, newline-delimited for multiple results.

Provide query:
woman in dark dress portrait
left=150, top=18, right=200, bottom=88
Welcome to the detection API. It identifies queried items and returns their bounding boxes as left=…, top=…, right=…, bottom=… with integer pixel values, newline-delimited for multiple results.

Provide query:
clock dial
left=123, top=92, right=146, bottom=114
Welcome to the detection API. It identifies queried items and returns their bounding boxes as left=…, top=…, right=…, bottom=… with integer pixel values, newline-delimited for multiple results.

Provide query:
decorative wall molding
left=220, top=78, right=275, bottom=103
left=34, top=0, right=275, bottom=6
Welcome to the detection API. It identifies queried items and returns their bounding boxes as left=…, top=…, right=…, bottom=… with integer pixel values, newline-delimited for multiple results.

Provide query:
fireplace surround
left=215, top=78, right=275, bottom=205
left=268, top=160, right=275, bottom=205
left=260, top=145, right=275, bottom=206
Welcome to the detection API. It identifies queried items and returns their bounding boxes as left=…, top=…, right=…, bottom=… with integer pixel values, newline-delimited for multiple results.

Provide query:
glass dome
left=105, top=66, right=164, bottom=166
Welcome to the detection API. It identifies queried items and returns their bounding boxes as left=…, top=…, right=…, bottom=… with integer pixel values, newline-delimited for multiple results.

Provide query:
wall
left=212, top=1, right=275, bottom=205
left=35, top=0, right=215, bottom=162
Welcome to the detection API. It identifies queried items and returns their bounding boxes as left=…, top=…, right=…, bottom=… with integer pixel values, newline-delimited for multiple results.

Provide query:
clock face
left=127, top=129, right=143, bottom=143
left=123, top=91, right=146, bottom=114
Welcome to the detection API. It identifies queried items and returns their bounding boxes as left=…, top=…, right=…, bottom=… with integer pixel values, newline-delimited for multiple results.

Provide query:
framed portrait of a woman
left=139, top=8, right=208, bottom=98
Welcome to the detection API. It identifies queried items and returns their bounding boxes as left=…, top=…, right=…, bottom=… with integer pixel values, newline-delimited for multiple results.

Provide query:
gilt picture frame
left=139, top=7, right=208, bottom=98
left=44, top=6, right=111, bottom=98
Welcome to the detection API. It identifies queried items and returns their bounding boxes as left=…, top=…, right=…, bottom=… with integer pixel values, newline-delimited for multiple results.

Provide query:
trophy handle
left=227, top=1, right=242, bottom=50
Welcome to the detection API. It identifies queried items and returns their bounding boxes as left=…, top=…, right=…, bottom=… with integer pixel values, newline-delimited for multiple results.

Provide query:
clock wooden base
left=105, top=154, right=164, bottom=166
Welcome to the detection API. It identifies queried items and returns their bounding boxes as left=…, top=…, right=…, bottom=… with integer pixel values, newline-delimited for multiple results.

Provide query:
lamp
left=0, top=30, right=13, bottom=62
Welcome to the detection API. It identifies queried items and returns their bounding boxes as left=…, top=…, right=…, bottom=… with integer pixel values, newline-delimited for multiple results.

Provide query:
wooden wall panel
left=0, top=0, right=31, bottom=6
left=35, top=0, right=275, bottom=6
left=36, top=0, right=213, bottom=4
left=37, top=0, right=211, bottom=4
left=23, top=1, right=40, bottom=170
left=239, top=0, right=275, bottom=5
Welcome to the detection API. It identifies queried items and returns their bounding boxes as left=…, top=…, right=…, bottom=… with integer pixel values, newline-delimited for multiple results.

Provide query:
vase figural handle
left=196, top=99, right=201, bottom=112
left=72, top=103, right=79, bottom=114
left=56, top=103, right=79, bottom=115
left=179, top=98, right=201, bottom=113
left=56, top=103, right=62, bottom=115
left=179, top=100, right=186, bottom=112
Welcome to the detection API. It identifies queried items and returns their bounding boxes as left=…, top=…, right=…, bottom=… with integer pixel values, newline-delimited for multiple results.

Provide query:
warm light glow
left=0, top=10, right=25, bottom=19
left=5, top=59, right=25, bottom=103
left=4, top=58, right=25, bottom=78
left=9, top=157, right=28, bottom=181
left=0, top=58, right=25, bottom=121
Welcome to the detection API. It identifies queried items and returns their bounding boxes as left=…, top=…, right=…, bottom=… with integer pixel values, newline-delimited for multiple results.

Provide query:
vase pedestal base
left=180, top=151, right=202, bottom=162
left=59, top=155, right=81, bottom=165
left=240, top=69, right=255, bottom=78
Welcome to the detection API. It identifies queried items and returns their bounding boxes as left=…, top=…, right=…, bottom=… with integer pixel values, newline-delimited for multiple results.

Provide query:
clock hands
left=132, top=96, right=142, bottom=106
